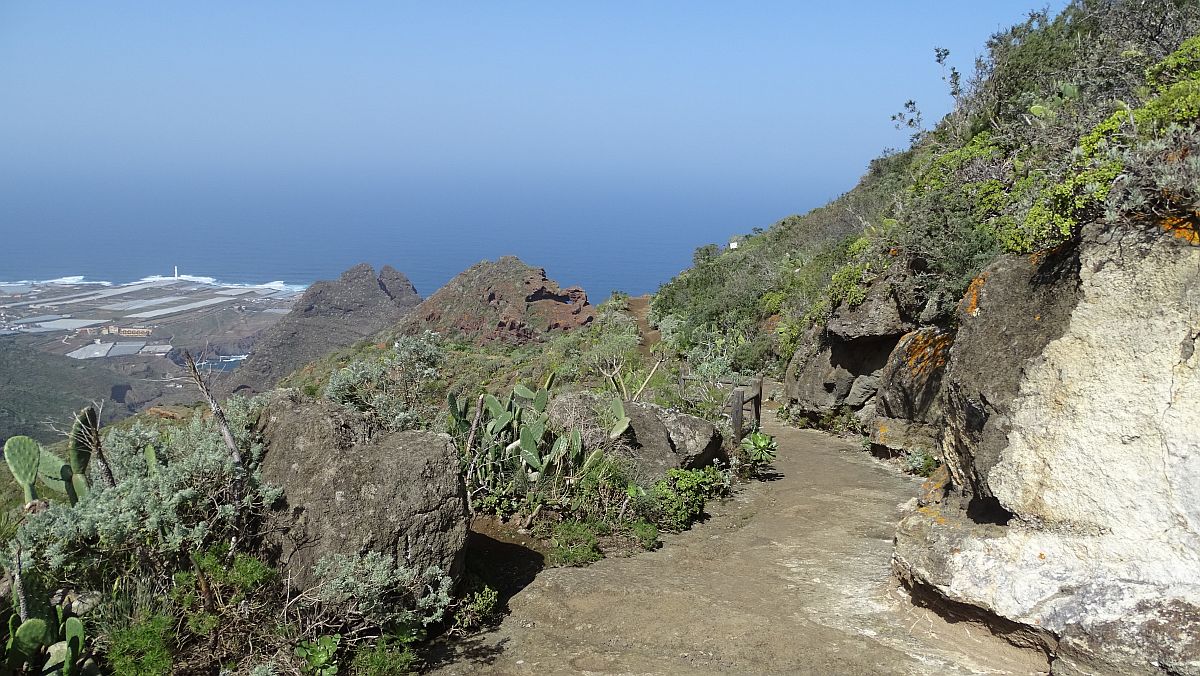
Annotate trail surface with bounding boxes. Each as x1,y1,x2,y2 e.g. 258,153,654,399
430,409,1048,675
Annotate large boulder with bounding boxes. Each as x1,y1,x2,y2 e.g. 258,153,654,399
624,402,723,476
894,221,1200,675
546,392,722,478
256,390,468,591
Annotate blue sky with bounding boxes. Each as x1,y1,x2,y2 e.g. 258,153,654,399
0,1,1065,294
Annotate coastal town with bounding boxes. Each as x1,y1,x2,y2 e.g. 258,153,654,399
0,274,300,363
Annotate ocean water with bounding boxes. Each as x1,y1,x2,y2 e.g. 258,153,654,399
0,175,832,299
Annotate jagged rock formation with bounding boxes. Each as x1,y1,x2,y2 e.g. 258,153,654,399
228,263,420,394
256,390,468,591
782,221,1199,674
397,256,593,345
784,269,919,429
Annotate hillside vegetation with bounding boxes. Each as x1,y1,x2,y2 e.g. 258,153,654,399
652,0,1200,375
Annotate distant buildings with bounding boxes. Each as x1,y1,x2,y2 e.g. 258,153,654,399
78,325,154,338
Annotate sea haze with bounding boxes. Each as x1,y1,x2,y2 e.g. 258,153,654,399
0,169,837,298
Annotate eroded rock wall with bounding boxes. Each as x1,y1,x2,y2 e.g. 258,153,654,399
895,222,1200,675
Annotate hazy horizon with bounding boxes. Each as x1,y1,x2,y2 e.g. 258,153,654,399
0,2,1063,296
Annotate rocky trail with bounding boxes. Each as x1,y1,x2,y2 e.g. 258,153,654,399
429,408,1049,675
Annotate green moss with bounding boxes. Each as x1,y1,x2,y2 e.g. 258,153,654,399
548,520,602,566
107,614,174,676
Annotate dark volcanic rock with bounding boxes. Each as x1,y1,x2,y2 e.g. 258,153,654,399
784,269,923,424
895,222,1200,675
257,390,468,591
227,263,420,394
937,245,1080,507
825,272,917,341
869,327,954,456
397,256,594,345
623,401,723,478
783,325,899,422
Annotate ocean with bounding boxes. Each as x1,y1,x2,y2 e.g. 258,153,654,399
0,176,823,300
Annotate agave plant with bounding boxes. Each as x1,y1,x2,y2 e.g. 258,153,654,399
739,431,777,469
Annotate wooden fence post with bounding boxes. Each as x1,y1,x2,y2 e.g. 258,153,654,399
732,388,744,443
753,376,763,429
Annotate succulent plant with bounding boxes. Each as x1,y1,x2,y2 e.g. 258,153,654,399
608,399,632,440
4,436,41,503
4,617,51,671
67,408,94,479
70,406,113,487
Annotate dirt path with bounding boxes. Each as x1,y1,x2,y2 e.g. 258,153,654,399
430,411,1048,675
627,295,661,357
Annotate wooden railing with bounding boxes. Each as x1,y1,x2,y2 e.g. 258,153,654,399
730,376,764,442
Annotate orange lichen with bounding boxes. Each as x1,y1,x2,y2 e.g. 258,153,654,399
959,272,989,317
903,329,954,378
1161,215,1200,245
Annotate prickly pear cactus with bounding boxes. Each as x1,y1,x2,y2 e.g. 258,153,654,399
4,436,41,503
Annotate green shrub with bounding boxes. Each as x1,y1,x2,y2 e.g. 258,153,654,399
107,614,174,676
350,637,419,675
325,331,443,432
548,520,602,566
630,519,659,550
453,583,500,632
12,402,279,582
904,449,940,477
651,467,728,532
313,551,452,629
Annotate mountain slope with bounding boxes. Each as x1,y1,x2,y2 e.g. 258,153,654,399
226,263,420,394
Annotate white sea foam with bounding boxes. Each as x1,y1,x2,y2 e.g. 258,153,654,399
0,276,114,286
1,273,306,293
134,274,306,293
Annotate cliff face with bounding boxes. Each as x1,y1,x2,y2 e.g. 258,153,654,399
228,263,420,394
785,220,1200,673
396,256,594,344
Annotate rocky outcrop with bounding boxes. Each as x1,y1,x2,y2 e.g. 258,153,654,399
228,264,421,394
256,390,468,591
546,391,722,478
894,222,1200,675
397,256,593,345
938,245,1082,512
869,328,953,457
784,270,917,425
